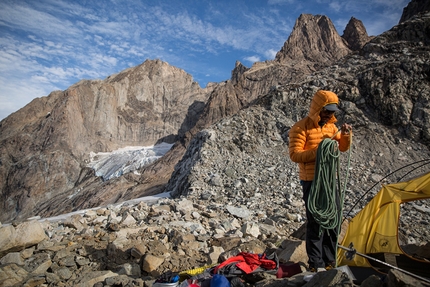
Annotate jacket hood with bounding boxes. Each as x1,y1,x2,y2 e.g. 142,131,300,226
308,90,339,126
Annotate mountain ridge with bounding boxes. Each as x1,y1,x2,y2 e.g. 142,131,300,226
1,4,428,223
0,59,210,222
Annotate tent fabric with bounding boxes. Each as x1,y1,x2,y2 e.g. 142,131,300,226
338,171,430,267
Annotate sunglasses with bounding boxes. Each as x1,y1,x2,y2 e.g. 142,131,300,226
321,108,336,114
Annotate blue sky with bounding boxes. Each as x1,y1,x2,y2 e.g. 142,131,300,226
0,0,410,120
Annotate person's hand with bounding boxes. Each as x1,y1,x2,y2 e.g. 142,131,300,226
341,123,352,134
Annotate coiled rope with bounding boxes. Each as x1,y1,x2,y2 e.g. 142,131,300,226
307,138,342,234
307,131,352,267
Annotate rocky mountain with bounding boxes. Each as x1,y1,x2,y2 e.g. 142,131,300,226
275,14,351,68
342,17,374,51
0,13,372,223
399,0,430,23
120,12,372,211
166,7,430,208
0,60,211,222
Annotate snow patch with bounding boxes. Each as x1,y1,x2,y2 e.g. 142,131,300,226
87,142,173,181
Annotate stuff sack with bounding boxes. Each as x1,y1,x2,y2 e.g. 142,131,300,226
210,274,230,287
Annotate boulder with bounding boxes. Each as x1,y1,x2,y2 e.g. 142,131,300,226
0,221,46,257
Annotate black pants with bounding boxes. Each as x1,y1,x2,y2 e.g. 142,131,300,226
301,180,338,269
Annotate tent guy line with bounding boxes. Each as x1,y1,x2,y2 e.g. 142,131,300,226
338,243,430,284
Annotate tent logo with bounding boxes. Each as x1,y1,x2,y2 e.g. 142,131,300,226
379,239,389,249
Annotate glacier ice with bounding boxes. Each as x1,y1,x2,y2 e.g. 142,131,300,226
87,142,174,181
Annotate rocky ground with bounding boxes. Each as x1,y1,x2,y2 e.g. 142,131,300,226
166,81,430,245
1,99,429,286
0,182,429,287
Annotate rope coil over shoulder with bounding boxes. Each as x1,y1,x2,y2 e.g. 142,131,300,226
307,138,342,235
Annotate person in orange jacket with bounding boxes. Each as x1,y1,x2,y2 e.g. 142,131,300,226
288,90,352,272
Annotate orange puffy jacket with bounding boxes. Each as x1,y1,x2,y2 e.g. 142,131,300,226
288,90,351,181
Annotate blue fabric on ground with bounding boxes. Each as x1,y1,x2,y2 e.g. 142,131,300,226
210,274,230,287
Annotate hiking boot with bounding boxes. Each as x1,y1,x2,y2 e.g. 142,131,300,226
325,261,336,270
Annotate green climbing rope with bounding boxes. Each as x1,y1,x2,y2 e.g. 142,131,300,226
307,132,353,268
307,138,342,234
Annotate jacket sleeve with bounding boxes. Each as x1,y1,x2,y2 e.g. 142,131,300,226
289,124,317,163
332,128,352,152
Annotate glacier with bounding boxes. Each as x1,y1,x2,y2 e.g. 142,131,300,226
87,142,174,181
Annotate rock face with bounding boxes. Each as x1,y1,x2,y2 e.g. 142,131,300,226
163,13,371,192
399,0,430,23
194,13,365,135
342,17,374,50
275,14,351,68
0,59,210,222
165,9,430,255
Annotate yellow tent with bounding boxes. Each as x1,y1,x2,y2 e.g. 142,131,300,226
338,171,430,268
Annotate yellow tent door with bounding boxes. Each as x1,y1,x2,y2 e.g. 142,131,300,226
338,171,430,267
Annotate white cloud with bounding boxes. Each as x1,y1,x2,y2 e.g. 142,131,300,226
0,3,81,38
86,21,133,38
30,75,51,84
0,0,290,120
44,67,74,80
143,5,291,58
0,77,53,120
265,49,278,59
329,1,342,12
244,56,261,63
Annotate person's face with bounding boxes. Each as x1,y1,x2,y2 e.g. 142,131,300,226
319,108,335,123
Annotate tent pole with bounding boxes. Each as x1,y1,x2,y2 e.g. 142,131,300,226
338,243,430,284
